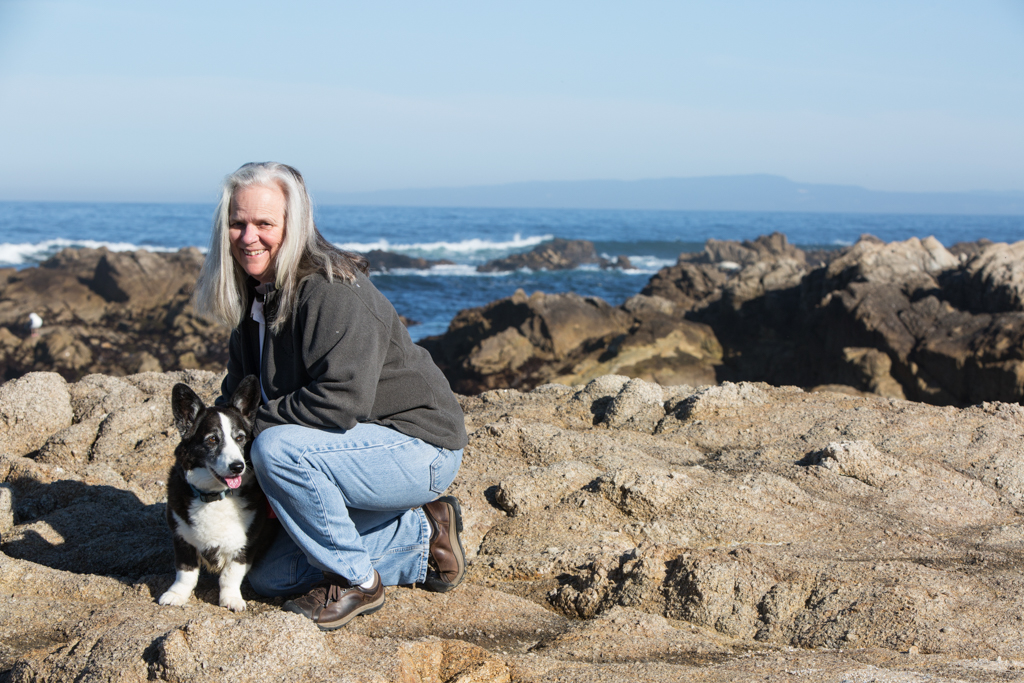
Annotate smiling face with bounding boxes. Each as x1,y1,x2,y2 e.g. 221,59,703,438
228,183,287,284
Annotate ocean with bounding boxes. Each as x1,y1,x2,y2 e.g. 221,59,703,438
1,201,1020,340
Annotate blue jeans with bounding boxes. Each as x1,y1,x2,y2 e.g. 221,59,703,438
246,422,462,597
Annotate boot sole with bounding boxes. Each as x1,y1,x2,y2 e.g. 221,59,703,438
424,495,466,593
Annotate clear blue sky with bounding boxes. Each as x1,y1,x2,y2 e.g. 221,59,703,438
0,0,1021,201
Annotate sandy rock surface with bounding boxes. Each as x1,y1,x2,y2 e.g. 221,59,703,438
3,370,1024,681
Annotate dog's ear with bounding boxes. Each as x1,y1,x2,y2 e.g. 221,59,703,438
230,375,261,423
171,383,204,438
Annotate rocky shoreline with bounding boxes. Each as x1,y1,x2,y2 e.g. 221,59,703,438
2,232,1024,680
0,247,225,381
0,238,629,384
3,234,1022,410
421,233,1024,407
3,370,1024,680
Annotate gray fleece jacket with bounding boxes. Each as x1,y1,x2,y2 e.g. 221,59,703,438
216,271,468,451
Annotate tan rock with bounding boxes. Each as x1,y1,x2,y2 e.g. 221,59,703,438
840,347,906,399
495,461,602,517
126,351,162,374
467,327,535,376
0,372,72,456
6,368,1024,678
963,240,1024,313
825,235,958,289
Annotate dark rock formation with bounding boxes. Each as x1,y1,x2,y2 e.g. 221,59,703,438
0,247,433,382
669,233,1024,405
421,289,631,393
428,231,1024,407
5,370,1024,679
362,249,454,272
477,238,630,272
91,249,203,309
7,234,1024,409
419,287,723,395
0,248,227,382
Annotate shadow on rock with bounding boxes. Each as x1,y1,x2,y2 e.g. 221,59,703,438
2,478,171,579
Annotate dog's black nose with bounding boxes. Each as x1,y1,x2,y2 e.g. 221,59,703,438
229,462,245,474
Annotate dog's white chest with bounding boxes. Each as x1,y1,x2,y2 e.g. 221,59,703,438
173,497,255,569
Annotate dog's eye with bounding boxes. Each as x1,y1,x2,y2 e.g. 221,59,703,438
205,434,218,445
234,433,245,443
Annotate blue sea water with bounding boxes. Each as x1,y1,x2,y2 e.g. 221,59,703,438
0,201,1020,340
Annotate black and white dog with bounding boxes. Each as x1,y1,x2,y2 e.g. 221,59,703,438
158,375,276,612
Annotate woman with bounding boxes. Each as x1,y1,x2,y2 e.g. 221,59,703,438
193,162,468,630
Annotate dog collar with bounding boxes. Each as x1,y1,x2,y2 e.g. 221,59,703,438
188,482,237,503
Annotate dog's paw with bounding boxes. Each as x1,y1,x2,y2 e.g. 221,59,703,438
158,590,190,607
219,593,247,612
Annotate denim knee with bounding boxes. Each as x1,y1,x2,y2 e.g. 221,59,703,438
250,426,286,476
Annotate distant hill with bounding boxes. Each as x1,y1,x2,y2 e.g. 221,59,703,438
318,174,1024,215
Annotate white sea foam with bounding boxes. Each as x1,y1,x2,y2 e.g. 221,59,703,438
0,242,53,266
0,238,183,267
377,264,525,277
382,264,482,277
372,253,673,277
0,236,183,266
603,254,675,273
335,233,554,256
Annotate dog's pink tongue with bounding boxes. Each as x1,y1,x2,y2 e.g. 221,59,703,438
225,476,242,489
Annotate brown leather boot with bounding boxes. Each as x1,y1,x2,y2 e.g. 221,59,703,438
283,570,385,631
420,495,465,592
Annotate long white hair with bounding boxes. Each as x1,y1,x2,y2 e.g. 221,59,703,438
192,162,368,332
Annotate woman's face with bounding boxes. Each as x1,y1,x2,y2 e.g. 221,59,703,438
229,184,287,284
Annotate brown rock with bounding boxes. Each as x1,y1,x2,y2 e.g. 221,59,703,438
704,232,807,267
37,328,94,373
39,246,110,280
0,372,72,457
961,240,1024,313
91,247,203,309
0,248,229,383
466,326,536,377
609,255,634,270
361,249,454,271
0,327,19,352
640,261,728,311
822,235,957,290
427,232,1024,407
837,347,906,399
422,289,633,394
0,264,107,327
125,351,162,374
477,239,613,272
